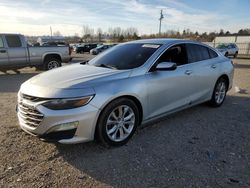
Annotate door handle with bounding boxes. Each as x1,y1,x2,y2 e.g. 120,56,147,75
185,70,192,75
0,49,6,53
211,64,217,69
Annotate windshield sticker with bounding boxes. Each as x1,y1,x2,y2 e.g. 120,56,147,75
142,44,160,49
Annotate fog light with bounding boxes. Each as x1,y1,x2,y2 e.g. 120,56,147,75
47,121,79,133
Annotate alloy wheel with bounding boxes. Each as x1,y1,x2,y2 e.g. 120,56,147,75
105,105,135,142
47,61,59,70
215,81,226,104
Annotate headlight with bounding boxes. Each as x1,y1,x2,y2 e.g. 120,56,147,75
42,96,93,110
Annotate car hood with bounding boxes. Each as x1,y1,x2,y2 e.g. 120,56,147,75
20,63,131,98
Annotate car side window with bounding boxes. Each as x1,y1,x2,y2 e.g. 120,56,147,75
0,36,4,48
157,44,188,66
5,35,22,48
186,44,210,63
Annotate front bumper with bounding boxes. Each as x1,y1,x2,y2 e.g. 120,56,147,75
17,100,100,144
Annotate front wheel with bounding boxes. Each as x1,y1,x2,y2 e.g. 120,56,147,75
209,77,228,107
96,98,140,146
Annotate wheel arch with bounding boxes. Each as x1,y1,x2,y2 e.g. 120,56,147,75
94,95,144,139
217,74,230,90
43,53,62,63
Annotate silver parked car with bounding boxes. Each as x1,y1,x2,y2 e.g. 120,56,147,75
17,39,234,146
216,43,239,58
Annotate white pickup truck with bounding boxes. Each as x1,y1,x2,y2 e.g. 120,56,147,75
0,33,72,72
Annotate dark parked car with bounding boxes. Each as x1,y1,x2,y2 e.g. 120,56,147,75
90,44,117,55
76,43,98,53
90,44,109,55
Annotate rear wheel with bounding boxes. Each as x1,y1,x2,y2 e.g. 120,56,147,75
43,58,61,70
225,52,229,57
209,77,228,107
96,98,139,146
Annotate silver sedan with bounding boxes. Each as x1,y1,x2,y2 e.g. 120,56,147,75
17,39,234,146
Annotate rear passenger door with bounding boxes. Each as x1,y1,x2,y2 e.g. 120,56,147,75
186,43,219,103
5,35,28,66
0,35,9,66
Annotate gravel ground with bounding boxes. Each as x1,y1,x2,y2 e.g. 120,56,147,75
0,55,250,188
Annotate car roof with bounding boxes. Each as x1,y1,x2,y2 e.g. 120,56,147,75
127,38,186,45
126,38,218,52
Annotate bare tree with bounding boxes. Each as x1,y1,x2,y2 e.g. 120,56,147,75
82,25,94,42
124,27,138,39
97,28,102,42
113,27,122,37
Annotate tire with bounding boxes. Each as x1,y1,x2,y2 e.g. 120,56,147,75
209,77,228,107
225,52,229,57
43,58,61,70
96,98,140,147
234,52,238,58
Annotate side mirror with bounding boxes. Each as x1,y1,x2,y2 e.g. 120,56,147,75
155,62,177,71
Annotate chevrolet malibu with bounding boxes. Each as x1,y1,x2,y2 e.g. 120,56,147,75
17,39,234,146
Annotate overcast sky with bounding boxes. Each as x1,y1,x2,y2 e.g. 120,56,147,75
0,0,249,36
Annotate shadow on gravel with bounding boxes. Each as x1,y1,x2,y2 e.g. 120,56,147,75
56,95,250,187
0,73,37,92
234,63,250,69
234,56,250,60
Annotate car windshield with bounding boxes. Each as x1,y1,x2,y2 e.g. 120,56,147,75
88,43,161,70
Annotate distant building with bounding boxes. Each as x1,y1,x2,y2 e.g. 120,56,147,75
37,36,65,45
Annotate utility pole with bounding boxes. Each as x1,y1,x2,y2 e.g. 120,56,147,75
159,9,164,35
50,26,53,40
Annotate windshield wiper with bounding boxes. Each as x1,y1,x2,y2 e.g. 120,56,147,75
95,64,117,69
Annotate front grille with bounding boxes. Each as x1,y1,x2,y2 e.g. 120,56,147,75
21,93,47,102
18,94,44,128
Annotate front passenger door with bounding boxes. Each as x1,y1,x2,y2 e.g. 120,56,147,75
5,35,28,66
0,35,9,66
146,44,197,119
